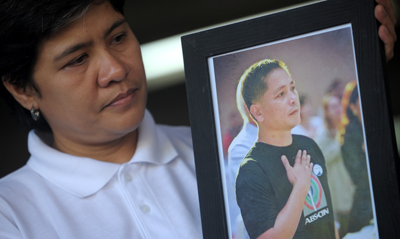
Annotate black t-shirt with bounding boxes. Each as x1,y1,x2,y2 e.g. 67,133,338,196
236,135,336,239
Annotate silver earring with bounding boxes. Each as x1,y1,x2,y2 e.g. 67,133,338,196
31,106,40,121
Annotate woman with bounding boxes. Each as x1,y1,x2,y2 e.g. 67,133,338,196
0,1,201,238
291,95,323,139
314,93,354,237
340,81,373,233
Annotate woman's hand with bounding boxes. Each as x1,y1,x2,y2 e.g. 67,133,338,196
375,0,397,62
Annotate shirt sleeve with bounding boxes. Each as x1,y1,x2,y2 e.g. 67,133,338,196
0,200,22,239
235,160,278,239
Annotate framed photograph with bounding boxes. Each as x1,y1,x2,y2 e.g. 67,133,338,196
181,0,400,238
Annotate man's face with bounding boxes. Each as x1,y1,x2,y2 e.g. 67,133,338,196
31,1,147,144
252,68,300,131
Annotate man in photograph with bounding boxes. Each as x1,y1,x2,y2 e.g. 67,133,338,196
236,59,337,239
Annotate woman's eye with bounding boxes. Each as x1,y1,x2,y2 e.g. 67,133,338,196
74,55,86,64
66,54,88,67
113,33,127,44
279,92,284,97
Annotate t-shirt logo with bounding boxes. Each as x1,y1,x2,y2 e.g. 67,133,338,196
313,164,323,176
303,174,328,217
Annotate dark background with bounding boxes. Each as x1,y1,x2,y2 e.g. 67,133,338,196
1,0,399,178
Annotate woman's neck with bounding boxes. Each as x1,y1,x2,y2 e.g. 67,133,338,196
51,130,138,164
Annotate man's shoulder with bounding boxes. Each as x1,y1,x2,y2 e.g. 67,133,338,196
247,142,274,157
241,145,270,168
240,157,258,167
237,157,266,183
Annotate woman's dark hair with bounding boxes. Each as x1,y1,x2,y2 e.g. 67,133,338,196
346,84,359,122
299,94,307,107
340,81,359,128
339,81,360,145
0,0,125,131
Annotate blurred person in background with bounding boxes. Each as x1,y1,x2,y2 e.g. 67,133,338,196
227,81,258,239
223,110,243,160
291,95,323,139
340,81,373,233
315,93,355,237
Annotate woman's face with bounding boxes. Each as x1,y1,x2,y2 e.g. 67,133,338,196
326,95,342,127
300,99,312,122
30,1,147,145
350,98,362,123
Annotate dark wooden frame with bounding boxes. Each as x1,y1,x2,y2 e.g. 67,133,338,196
181,0,400,238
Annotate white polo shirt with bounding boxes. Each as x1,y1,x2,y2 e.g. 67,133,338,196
0,110,202,239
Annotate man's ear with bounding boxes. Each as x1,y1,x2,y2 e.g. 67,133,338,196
3,80,38,111
250,103,264,122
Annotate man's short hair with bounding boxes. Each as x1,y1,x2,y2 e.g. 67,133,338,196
235,82,250,123
0,0,125,131
239,59,290,114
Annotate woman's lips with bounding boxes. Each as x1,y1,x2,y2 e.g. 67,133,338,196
106,88,137,108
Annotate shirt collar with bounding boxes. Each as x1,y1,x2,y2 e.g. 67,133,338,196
27,109,178,198
129,110,178,165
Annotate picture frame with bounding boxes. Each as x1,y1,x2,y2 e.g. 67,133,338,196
181,0,400,238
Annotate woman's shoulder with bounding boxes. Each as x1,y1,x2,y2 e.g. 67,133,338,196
0,164,40,199
157,124,193,146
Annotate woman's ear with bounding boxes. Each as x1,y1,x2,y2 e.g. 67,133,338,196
250,103,264,122
349,103,358,118
3,80,39,111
